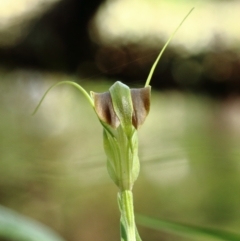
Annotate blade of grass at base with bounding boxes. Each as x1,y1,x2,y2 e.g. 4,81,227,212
136,214,240,241
0,205,66,241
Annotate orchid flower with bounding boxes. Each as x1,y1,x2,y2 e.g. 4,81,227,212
33,8,193,241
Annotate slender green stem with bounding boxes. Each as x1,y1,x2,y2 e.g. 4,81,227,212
119,190,136,241
145,7,194,87
32,81,94,115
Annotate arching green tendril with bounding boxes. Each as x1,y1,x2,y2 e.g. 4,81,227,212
144,7,194,87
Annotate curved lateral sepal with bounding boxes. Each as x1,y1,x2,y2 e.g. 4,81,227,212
144,7,194,87
32,81,94,115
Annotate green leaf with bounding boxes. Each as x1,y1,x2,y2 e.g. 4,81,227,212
136,214,240,241
0,205,66,241
102,115,139,190
103,129,119,187
129,130,140,184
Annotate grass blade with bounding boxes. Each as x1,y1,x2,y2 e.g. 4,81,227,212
136,214,240,241
0,205,66,241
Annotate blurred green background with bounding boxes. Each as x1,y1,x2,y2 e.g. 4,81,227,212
0,0,240,241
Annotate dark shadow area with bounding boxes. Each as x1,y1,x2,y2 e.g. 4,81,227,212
0,0,104,72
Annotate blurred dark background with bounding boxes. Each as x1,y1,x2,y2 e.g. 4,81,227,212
0,0,102,72
0,0,239,96
0,0,240,241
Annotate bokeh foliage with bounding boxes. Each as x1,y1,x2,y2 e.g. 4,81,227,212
0,70,240,240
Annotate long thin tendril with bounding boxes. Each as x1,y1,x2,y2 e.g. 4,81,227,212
145,7,194,87
32,81,94,115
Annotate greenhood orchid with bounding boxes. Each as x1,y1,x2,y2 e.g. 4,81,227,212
92,82,151,191
33,8,193,241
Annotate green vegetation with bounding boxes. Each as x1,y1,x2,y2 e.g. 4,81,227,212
0,205,66,241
